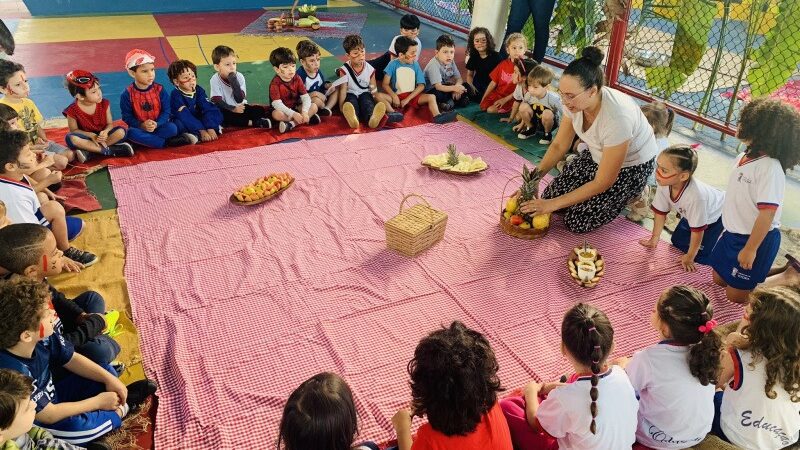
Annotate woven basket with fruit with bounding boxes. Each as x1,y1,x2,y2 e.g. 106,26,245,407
421,144,488,175
230,172,294,206
500,165,550,239
567,242,605,287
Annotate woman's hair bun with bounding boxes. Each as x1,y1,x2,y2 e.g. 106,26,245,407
581,46,604,67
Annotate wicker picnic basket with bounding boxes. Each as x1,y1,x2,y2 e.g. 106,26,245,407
385,194,448,257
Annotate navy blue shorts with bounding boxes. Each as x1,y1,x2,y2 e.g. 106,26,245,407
710,228,781,290
48,216,84,241
671,216,723,265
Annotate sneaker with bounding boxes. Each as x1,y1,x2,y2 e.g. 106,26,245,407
386,111,404,123
257,117,273,129
517,127,537,140
64,247,99,267
432,110,457,124
309,113,321,125
85,440,111,450
319,107,333,116
111,360,127,375
539,131,553,144
279,121,295,134
342,102,360,129
74,149,89,163
107,142,134,157
126,379,158,411
165,133,197,147
368,102,387,129
438,100,454,112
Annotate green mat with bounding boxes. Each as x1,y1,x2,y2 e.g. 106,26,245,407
86,168,117,210
456,103,550,164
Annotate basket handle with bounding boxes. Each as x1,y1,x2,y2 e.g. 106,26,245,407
399,193,435,226
499,171,552,213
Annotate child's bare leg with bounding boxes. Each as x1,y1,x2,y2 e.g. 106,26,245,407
105,128,127,146
541,109,555,133
487,105,499,114
517,104,533,129
41,200,70,251
374,93,394,112
418,94,440,117
307,103,319,116
712,269,727,287
67,136,103,154
37,192,48,204
325,90,339,111
309,92,326,110
272,110,293,122
31,167,52,182
52,154,69,170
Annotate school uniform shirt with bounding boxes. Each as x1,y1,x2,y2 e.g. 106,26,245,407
0,97,43,143
384,59,426,95
389,35,422,61
720,348,800,449
563,86,658,168
62,99,111,134
651,178,724,231
626,342,715,449
537,366,639,450
209,72,248,107
296,66,326,95
423,57,461,89
337,61,375,97
512,85,563,121
0,175,49,226
721,152,784,235
411,402,513,450
465,50,502,93
0,332,74,413
119,82,170,127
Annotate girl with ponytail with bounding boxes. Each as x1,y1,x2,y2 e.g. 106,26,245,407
620,285,721,449
500,303,638,449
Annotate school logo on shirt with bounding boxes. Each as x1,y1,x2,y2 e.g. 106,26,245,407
647,425,701,446
678,207,686,216
737,172,752,184
732,267,751,281
740,410,793,447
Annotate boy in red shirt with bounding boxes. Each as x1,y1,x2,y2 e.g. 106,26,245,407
268,47,320,134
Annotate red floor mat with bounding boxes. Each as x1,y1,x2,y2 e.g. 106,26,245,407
59,177,102,213
153,10,268,36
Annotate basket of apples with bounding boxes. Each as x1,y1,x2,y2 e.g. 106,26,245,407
500,165,550,239
230,172,294,206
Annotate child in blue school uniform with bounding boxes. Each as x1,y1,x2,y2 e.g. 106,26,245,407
167,59,223,143
710,98,800,304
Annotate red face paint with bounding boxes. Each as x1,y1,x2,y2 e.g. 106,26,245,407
42,254,47,272
39,323,45,339
655,169,677,184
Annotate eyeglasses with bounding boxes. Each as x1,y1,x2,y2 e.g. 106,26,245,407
558,88,591,102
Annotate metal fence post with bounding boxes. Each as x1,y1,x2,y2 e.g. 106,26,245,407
605,0,632,87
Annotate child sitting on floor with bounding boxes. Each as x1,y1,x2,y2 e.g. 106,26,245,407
368,14,421,83
480,33,528,114
710,98,800,304
390,321,513,450
501,303,638,450
278,372,379,450
0,223,121,368
63,70,133,158
0,129,96,267
0,278,158,447
168,59,223,143
337,35,389,130
268,47,321,134
424,34,469,112
639,145,725,272
209,45,272,129
381,36,456,125
513,64,562,144
465,27,502,101
0,369,82,449
617,285,720,449
120,49,195,148
713,285,800,449
296,40,336,116
0,60,78,164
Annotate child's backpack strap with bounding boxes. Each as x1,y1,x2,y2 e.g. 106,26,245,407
341,62,370,91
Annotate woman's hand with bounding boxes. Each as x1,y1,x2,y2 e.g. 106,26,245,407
519,198,556,216
639,236,659,248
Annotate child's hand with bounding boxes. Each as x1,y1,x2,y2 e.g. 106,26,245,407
44,189,66,202
206,129,219,141
105,377,128,405
400,97,410,108
97,130,108,146
391,408,413,432
292,112,305,124
35,136,47,146
541,381,565,395
233,104,246,114
141,120,156,132
523,380,543,398
680,254,697,272
391,93,401,108
94,392,120,411
42,170,62,186
512,122,526,132
639,236,659,248
492,99,505,110
301,112,310,124
738,248,756,270
62,257,84,273
455,84,467,94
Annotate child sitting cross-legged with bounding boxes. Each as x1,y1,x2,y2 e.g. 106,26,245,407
0,368,82,449
63,70,134,159
269,47,321,134
0,278,158,448
423,34,470,112
0,129,96,267
168,59,223,143
295,40,336,116
209,45,272,129
380,36,457,125
390,321,513,450
0,223,121,368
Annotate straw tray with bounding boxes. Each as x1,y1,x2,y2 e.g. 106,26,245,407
230,178,294,206
421,161,489,176
385,194,448,257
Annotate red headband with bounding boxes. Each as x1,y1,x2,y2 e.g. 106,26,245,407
66,70,99,90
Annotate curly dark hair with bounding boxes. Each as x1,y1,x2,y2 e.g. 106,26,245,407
0,278,49,349
0,369,33,429
467,27,496,60
0,223,49,275
739,285,800,402
342,35,364,54
277,372,359,450
737,97,800,171
0,129,30,174
269,47,296,68
167,59,197,83
296,40,320,61
0,59,23,88
658,285,721,385
408,321,503,436
562,303,614,434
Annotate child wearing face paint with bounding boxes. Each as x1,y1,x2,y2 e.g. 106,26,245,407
480,33,528,114
639,145,725,272
168,60,223,143
0,223,120,368
0,278,158,447
269,47,320,134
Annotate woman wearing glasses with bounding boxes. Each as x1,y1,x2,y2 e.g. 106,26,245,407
519,46,657,233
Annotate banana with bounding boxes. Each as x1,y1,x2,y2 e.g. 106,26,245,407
591,276,600,283
596,270,604,277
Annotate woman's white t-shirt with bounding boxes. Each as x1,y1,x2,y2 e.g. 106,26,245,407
563,86,658,167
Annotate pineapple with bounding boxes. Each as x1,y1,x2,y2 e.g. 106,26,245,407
518,165,541,225
445,144,459,167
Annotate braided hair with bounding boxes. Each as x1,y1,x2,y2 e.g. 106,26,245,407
562,303,614,434
662,144,699,176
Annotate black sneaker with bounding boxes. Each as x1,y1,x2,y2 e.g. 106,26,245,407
257,117,273,129
165,133,197,147
64,247,99,267
539,131,553,144
438,100,454,112
432,110,457,124
108,142,134,157
85,440,111,450
386,111,404,123
319,107,333,116
517,127,537,140
279,121,295,134
309,113,321,125
127,379,158,411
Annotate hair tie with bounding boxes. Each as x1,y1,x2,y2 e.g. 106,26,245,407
690,143,701,152
592,359,600,364
593,345,601,349
698,319,717,334
588,326,596,332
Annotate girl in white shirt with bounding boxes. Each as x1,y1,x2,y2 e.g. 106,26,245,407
501,303,638,450
713,285,800,450
621,285,721,449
